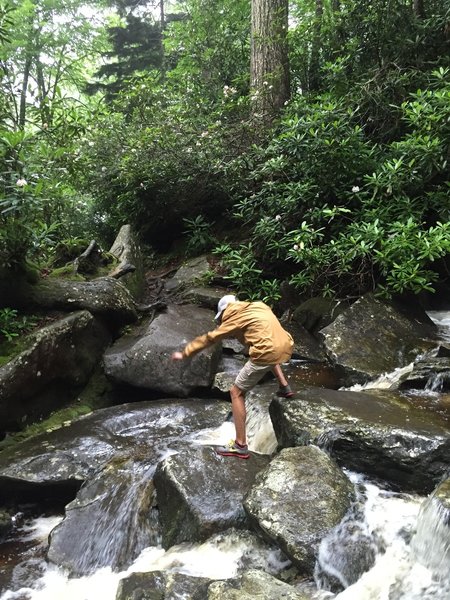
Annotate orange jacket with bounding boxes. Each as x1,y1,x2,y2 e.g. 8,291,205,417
182,301,294,365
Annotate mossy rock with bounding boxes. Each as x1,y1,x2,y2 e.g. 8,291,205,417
0,368,114,451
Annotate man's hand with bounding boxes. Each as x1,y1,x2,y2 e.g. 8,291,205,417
171,351,184,361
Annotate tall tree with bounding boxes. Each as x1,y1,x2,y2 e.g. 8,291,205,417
86,13,163,99
250,0,289,123
0,0,107,130
308,0,323,91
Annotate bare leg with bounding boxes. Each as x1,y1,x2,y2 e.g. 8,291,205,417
230,384,247,446
272,364,288,387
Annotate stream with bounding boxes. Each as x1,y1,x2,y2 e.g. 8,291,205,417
0,312,449,600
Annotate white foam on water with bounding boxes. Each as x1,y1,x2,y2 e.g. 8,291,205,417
18,516,64,543
427,311,450,342
190,395,277,455
412,495,450,580
190,420,235,446
0,530,268,600
344,362,415,391
315,476,450,600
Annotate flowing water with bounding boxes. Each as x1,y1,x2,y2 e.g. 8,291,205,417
0,312,449,600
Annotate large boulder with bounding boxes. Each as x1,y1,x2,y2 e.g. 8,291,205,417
154,446,271,549
0,399,231,575
318,293,437,385
103,304,222,396
270,387,450,493
0,400,230,502
293,297,349,334
208,569,311,600
0,310,110,434
183,285,233,310
243,446,354,574
26,277,138,327
165,256,212,294
283,320,328,363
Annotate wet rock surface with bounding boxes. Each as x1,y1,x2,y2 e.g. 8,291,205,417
0,310,110,433
270,387,450,493
154,446,271,548
399,356,450,391
0,400,230,499
315,504,383,592
47,460,157,575
1,399,231,575
319,293,437,385
244,446,354,573
0,275,449,597
116,571,211,600
103,305,222,396
208,569,311,600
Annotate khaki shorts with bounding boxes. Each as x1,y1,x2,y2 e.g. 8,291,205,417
234,360,273,392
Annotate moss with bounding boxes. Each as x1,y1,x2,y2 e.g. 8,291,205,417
0,367,114,451
47,265,86,280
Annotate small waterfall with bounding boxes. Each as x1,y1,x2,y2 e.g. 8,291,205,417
314,481,383,592
46,458,160,575
244,391,278,454
310,475,450,600
425,373,445,393
344,362,414,391
428,311,450,343
411,483,450,581
190,389,278,455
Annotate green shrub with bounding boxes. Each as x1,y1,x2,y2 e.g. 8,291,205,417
0,307,38,342
213,70,450,300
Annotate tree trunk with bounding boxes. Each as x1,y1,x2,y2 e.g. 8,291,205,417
413,0,426,19
250,0,289,124
309,0,323,91
19,49,32,130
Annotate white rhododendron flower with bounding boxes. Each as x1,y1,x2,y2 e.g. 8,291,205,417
352,185,360,192
16,178,27,187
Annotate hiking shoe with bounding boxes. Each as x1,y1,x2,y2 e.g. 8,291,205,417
276,389,295,398
216,440,250,459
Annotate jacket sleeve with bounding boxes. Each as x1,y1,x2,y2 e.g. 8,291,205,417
182,315,241,358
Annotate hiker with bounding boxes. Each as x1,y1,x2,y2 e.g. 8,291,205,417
171,295,294,459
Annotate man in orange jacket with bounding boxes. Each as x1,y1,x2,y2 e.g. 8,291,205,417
172,295,294,459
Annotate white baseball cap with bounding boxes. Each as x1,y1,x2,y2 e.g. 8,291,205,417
215,294,237,321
